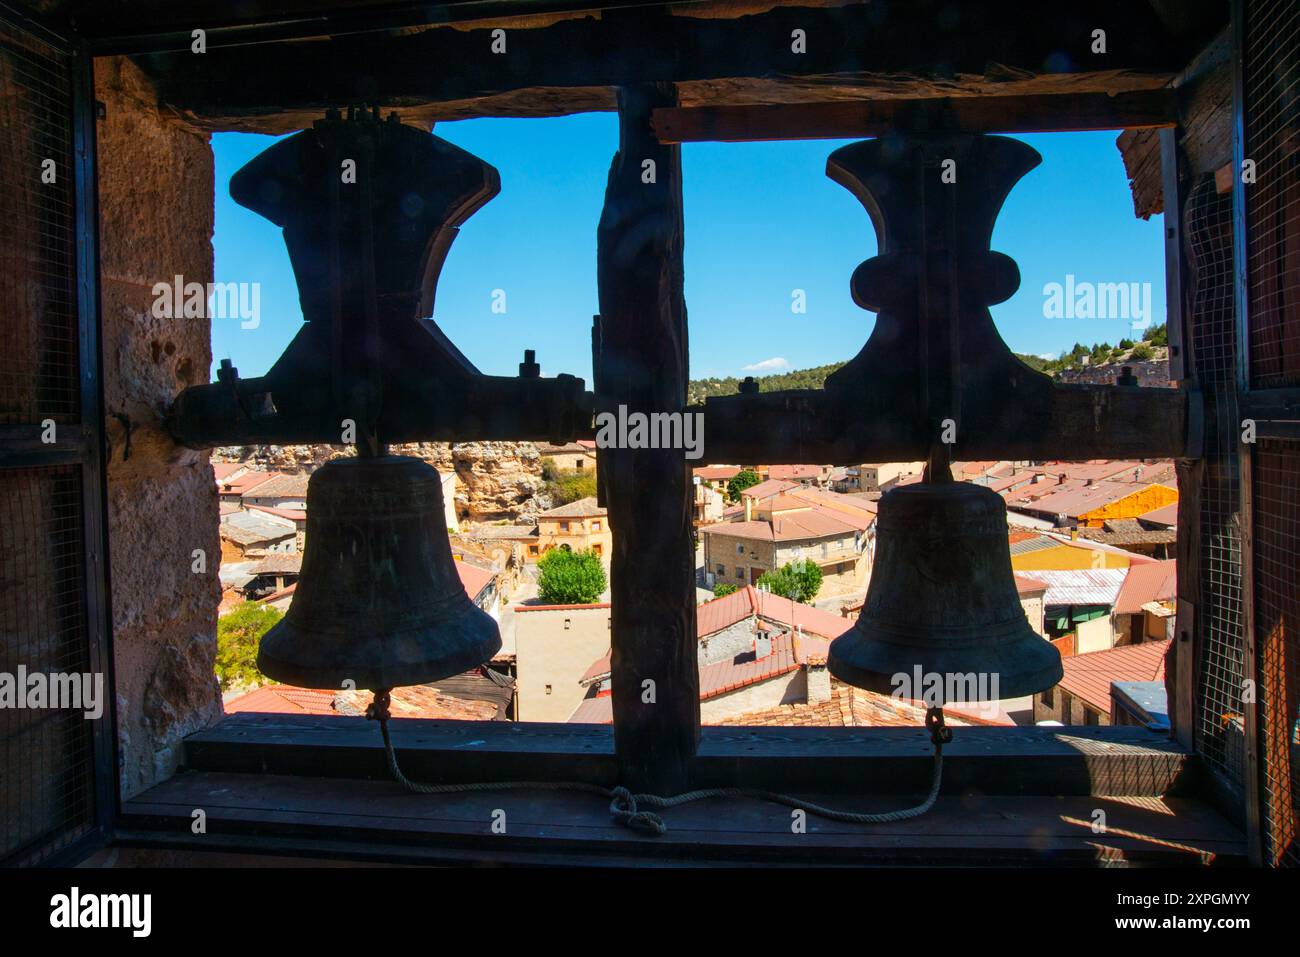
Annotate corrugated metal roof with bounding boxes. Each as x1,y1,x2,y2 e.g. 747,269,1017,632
219,509,297,545
1026,568,1128,606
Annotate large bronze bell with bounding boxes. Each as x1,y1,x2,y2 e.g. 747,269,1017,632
258,455,501,689
829,473,1062,703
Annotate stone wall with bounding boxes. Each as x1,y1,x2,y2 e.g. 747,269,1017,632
95,57,223,798
214,440,546,522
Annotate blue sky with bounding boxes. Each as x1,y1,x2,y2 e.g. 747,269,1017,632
210,117,1164,385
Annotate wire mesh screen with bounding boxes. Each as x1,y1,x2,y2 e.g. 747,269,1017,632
1185,175,1248,791
0,17,80,426
1253,440,1300,866
1243,0,1300,388
0,466,95,864
0,10,101,866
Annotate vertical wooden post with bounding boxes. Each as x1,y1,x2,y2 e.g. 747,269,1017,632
594,83,699,793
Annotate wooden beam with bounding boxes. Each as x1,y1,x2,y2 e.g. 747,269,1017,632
594,84,698,793
127,2,1194,130
652,91,1179,143
691,382,1194,464
181,713,1201,798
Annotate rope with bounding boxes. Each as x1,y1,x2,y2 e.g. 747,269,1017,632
374,703,945,836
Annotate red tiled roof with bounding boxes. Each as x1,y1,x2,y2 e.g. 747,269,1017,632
768,464,825,481
224,681,501,720
213,462,245,480
787,485,879,516
225,685,336,715
740,478,799,500
711,683,1007,728
537,496,605,518
1113,559,1177,615
698,631,801,698
693,465,742,481
259,560,496,605
694,584,854,642
1014,574,1049,596
454,560,496,602
247,503,307,522
1057,639,1170,715
242,472,310,499
220,470,279,495
1011,479,1153,519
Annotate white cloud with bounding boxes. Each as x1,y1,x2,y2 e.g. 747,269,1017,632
741,357,790,373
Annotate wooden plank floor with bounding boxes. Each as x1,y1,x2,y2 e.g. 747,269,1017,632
120,770,1247,867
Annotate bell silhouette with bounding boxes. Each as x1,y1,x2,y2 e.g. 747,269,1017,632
258,455,501,690
829,472,1062,703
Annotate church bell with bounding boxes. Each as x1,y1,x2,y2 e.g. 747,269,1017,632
257,455,502,690
828,471,1062,703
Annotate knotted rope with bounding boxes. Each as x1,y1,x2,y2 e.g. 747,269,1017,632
370,692,948,835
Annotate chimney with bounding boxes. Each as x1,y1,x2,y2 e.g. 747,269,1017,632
1057,474,1066,485
754,630,772,660
1085,478,1094,487
744,496,753,522
805,662,831,704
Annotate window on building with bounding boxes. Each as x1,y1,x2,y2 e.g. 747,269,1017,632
560,521,570,532
1042,686,1055,709
736,543,744,554
592,520,601,531
1060,691,1072,722
716,564,724,576
735,567,743,579
1084,707,1100,726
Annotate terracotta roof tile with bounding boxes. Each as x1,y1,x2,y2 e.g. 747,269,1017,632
1113,560,1177,615
1057,639,1170,714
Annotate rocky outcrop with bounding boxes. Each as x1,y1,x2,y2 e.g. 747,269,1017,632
213,441,549,521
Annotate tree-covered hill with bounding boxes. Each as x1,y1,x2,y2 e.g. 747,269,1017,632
687,325,1168,403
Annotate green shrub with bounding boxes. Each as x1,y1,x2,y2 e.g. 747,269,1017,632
544,467,597,506
1130,343,1154,361
712,583,738,598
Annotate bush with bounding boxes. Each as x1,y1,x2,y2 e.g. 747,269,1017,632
756,559,823,604
216,601,283,691
1130,343,1154,361
537,548,607,604
712,583,738,598
726,468,761,502
544,467,597,506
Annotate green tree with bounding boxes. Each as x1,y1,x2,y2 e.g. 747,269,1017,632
1130,343,1154,361
727,468,761,502
1143,323,1168,346
712,582,738,598
756,559,823,604
537,547,607,604
215,601,283,691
